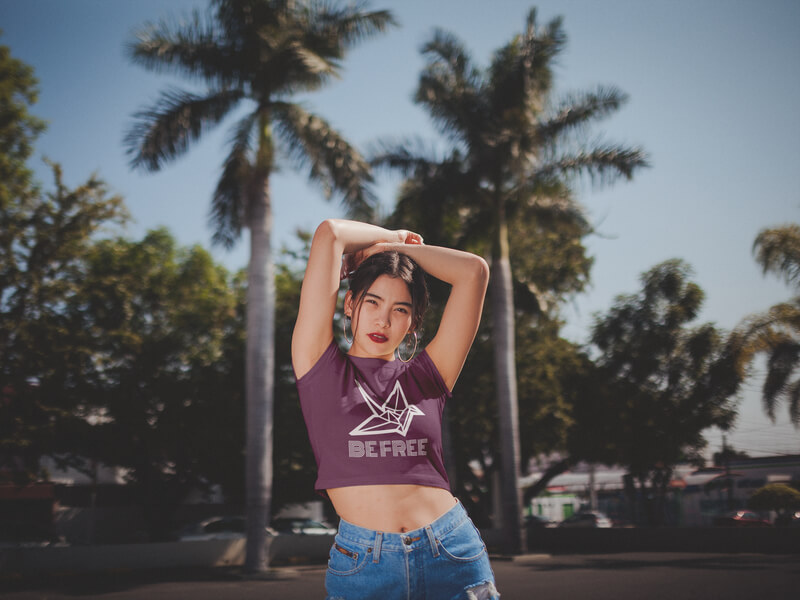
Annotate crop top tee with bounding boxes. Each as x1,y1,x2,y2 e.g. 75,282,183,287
295,339,452,496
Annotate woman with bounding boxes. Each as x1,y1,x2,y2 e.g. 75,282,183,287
292,219,499,599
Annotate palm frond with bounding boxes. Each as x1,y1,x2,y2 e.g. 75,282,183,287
738,301,800,348
210,112,258,248
289,42,339,76
416,29,485,146
489,9,566,117
537,86,628,143
536,144,649,186
420,29,474,76
272,102,376,219
368,137,441,178
310,2,397,50
787,378,800,426
127,9,238,87
125,88,244,172
763,340,800,421
249,33,337,97
753,224,800,289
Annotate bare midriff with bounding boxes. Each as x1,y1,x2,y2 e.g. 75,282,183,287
327,484,457,533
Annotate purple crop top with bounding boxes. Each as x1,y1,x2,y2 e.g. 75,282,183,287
295,340,452,496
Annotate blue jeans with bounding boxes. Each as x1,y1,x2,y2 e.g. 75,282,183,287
325,499,500,600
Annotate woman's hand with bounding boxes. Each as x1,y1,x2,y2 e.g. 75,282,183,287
397,230,424,246
340,229,423,279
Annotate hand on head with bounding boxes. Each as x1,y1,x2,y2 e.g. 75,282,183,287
340,229,423,279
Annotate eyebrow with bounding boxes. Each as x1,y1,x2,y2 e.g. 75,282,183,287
364,292,412,308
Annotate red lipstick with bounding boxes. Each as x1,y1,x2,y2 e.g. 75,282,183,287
368,333,388,343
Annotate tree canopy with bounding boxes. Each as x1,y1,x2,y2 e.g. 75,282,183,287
729,224,800,425
0,39,46,209
125,0,395,569
748,483,800,520
585,259,740,524
378,7,647,553
0,40,131,487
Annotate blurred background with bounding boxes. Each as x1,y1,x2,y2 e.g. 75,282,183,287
1,0,798,561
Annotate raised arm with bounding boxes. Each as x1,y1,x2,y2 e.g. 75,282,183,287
291,219,421,379
360,241,490,391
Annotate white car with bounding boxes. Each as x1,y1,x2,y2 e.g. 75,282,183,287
270,518,337,535
179,516,276,541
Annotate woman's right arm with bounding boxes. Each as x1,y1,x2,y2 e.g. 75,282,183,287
291,219,419,379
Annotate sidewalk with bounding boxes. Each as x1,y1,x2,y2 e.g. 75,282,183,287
3,554,544,598
3,552,799,599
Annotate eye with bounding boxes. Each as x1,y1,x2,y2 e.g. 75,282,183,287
395,306,409,314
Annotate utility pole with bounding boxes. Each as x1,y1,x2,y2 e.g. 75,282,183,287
589,464,598,512
722,435,734,510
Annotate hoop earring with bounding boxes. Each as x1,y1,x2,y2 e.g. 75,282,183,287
396,331,418,363
342,315,353,345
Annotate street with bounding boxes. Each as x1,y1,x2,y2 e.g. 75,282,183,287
3,553,798,599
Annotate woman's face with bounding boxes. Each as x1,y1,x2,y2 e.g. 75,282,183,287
346,274,414,361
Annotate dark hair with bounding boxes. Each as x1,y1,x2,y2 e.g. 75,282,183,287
348,251,429,331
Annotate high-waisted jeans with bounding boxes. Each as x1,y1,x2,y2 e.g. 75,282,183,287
325,499,500,600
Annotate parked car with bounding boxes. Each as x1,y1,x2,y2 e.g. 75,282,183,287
790,511,800,528
712,510,771,527
179,516,276,541
558,511,613,528
270,518,337,535
525,514,557,530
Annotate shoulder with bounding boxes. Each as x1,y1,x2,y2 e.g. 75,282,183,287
294,339,343,386
407,349,452,399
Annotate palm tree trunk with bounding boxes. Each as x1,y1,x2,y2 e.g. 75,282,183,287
244,172,275,573
490,201,526,554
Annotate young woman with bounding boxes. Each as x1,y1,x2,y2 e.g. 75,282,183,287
292,219,499,600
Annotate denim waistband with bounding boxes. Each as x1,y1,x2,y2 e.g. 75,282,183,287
335,498,468,556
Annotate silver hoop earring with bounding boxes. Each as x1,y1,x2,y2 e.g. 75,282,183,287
396,331,418,363
342,315,353,345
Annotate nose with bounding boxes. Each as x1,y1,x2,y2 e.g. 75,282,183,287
375,308,391,328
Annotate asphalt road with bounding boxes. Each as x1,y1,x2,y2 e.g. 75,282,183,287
3,553,798,599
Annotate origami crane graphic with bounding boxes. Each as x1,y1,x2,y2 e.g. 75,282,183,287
349,380,425,437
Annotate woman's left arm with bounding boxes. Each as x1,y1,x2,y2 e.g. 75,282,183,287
366,242,489,390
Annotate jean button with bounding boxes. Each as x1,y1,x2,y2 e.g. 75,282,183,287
403,536,412,545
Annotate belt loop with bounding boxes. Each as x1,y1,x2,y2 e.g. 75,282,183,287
373,531,383,563
425,525,439,557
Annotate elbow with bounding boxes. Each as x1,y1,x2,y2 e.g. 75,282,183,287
458,254,489,294
313,219,344,248
473,255,490,287
315,219,337,240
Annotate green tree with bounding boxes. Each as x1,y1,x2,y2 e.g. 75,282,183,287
272,232,319,509
124,0,395,571
0,160,127,482
588,260,739,525
729,225,800,426
385,183,595,525
748,483,800,525
76,229,242,539
0,38,46,210
375,8,647,552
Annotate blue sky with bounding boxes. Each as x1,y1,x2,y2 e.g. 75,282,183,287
2,0,799,459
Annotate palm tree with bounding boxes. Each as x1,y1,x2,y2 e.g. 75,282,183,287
124,0,395,572
373,9,647,553
731,225,800,426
